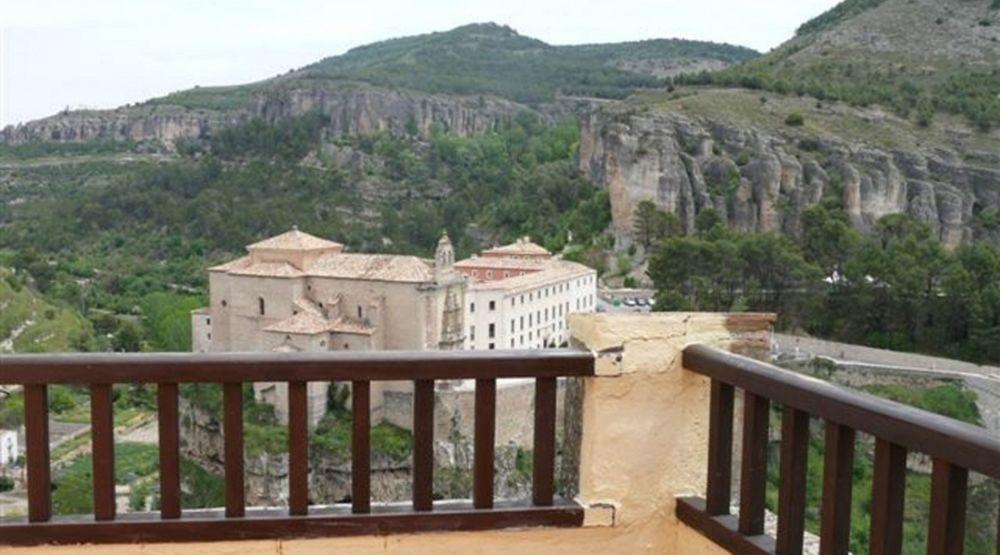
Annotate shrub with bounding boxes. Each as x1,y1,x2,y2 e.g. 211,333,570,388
785,113,806,126
48,387,78,413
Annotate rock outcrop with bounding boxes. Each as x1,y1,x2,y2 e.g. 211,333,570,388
579,108,999,247
0,81,540,148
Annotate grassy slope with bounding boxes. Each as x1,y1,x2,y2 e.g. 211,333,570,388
0,268,92,353
625,87,1000,167
687,0,1000,128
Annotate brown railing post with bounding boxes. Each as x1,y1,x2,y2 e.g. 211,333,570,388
412,379,434,511
223,382,245,518
926,458,968,555
819,423,855,555
352,380,371,514
474,378,496,509
776,406,809,555
739,391,770,536
705,380,734,515
90,383,116,521
157,382,181,519
288,381,309,516
869,439,906,555
532,376,557,507
24,384,51,523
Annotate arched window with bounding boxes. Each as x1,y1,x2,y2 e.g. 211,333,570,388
258,297,265,316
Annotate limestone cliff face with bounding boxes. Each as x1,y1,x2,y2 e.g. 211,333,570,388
249,81,537,137
0,82,537,147
0,106,238,145
580,109,999,247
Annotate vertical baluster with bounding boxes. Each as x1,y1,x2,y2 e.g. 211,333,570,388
739,392,770,535
223,382,245,518
352,380,371,514
532,377,557,507
819,423,855,555
90,383,116,520
926,459,968,555
24,384,51,523
157,382,181,519
474,378,496,509
412,379,434,511
776,406,810,555
869,439,906,555
288,381,309,516
705,380,734,515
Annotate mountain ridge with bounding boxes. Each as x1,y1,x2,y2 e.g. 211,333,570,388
0,22,757,145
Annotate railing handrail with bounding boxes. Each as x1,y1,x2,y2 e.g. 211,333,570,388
0,348,593,545
0,348,595,384
683,343,1000,479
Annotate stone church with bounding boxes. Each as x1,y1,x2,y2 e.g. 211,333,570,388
191,228,465,423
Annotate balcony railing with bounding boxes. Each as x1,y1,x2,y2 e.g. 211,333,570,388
0,349,594,546
677,344,1000,555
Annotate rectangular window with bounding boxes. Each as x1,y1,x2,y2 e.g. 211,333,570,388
470,302,475,313
489,343,495,350
510,320,515,333
488,323,495,338
511,339,515,348
470,325,475,341
489,300,496,311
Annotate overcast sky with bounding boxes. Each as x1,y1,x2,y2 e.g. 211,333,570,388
0,0,841,127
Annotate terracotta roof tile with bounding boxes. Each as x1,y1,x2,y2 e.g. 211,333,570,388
309,253,435,283
471,260,594,294
482,237,551,257
247,229,343,251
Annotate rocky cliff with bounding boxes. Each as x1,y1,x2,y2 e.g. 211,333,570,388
0,82,539,147
179,396,539,507
0,81,540,148
579,92,1000,247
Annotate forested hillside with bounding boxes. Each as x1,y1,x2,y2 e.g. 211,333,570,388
0,114,608,352
157,23,758,109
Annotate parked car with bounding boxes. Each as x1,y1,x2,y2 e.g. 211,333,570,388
623,298,637,307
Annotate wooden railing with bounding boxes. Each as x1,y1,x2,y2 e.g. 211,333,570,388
0,349,593,546
677,344,1000,555
677,345,1000,555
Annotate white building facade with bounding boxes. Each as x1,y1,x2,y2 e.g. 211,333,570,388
456,238,597,350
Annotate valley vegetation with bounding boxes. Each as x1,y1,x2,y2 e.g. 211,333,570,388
0,113,609,354
646,203,1000,364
